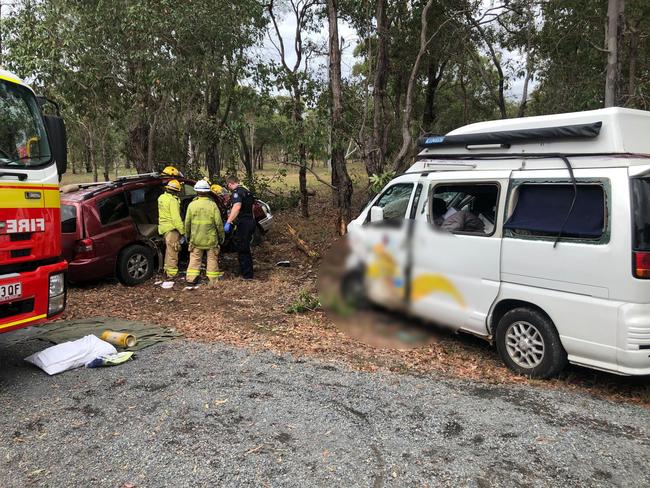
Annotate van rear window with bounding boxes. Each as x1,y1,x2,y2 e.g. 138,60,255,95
505,184,605,239
631,178,650,250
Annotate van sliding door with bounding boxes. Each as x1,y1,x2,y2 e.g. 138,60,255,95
408,171,510,336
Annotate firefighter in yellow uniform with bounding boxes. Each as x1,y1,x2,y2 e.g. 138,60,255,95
158,179,184,278
184,180,225,284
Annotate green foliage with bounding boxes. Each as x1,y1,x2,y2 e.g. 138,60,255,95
244,171,301,211
286,290,321,314
369,171,395,194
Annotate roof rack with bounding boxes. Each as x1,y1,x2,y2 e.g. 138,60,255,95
78,173,165,200
417,122,602,149
114,172,159,181
416,108,650,158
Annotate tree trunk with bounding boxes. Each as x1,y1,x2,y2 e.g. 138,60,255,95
292,82,309,218
369,0,389,176
605,0,624,107
205,82,221,179
102,137,110,182
88,130,98,183
422,58,446,132
394,0,436,174
328,0,353,234
627,21,639,106
238,125,253,181
467,14,507,118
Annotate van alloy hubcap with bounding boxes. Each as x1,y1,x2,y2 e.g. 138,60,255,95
127,254,148,279
505,321,545,368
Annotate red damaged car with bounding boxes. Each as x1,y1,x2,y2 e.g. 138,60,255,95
60,174,273,285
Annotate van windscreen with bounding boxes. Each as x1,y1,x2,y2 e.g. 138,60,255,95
631,178,650,250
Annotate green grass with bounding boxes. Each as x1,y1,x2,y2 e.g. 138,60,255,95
62,161,369,194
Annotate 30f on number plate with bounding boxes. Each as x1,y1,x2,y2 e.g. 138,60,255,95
0,282,21,302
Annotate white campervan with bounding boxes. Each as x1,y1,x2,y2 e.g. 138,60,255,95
346,107,650,378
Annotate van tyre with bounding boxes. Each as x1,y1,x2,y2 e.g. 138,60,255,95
117,245,154,286
341,268,368,309
495,307,567,379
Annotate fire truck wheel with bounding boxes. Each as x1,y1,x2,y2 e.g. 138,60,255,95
117,244,155,286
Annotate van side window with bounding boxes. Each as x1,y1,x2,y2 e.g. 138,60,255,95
505,184,605,239
97,193,129,226
431,183,499,235
367,183,414,222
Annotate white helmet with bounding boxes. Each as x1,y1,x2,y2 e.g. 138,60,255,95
194,180,211,193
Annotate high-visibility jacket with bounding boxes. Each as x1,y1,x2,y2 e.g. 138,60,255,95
158,191,184,235
185,196,224,249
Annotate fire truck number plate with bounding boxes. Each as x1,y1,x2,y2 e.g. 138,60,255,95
0,282,21,302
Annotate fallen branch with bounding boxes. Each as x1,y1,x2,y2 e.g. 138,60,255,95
281,161,337,190
287,224,318,258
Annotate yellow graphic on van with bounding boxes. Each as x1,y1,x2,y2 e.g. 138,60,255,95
411,274,466,308
365,242,465,307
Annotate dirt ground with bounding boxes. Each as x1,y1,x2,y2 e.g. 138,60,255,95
62,193,650,408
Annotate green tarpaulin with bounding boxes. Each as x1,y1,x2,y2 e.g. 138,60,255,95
28,317,181,351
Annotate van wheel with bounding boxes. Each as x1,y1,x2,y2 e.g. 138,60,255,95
495,308,567,379
117,245,154,286
341,268,367,309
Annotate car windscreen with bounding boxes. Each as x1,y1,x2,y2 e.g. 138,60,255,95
631,178,650,250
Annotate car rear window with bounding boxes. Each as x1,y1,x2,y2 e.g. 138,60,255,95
631,178,650,250
61,204,77,233
97,193,129,225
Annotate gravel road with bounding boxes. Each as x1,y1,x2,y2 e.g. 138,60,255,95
1,333,648,488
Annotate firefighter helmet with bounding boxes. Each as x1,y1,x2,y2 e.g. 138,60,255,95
194,180,211,193
210,184,227,196
165,179,182,192
161,165,183,177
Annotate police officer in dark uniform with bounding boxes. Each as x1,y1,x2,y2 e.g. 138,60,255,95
224,175,255,279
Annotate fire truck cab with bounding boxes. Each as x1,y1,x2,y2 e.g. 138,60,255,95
0,69,68,333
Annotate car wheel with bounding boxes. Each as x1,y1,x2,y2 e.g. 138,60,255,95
250,226,263,247
341,268,368,309
495,307,567,379
117,245,154,286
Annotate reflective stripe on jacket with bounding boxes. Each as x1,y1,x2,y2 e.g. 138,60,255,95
158,192,184,235
185,196,224,249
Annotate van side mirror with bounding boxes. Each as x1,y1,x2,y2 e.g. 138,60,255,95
43,115,68,176
370,206,384,222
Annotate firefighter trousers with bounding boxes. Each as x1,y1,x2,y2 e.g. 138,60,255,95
186,245,220,283
163,230,181,277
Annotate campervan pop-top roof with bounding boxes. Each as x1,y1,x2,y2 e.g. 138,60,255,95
416,107,650,158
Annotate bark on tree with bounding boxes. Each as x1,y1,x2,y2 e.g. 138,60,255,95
369,0,389,177
394,0,455,173
422,58,446,132
467,13,507,119
267,0,316,218
327,0,353,235
605,0,624,107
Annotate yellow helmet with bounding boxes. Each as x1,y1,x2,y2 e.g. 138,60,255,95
161,165,183,177
165,179,181,192
210,184,227,195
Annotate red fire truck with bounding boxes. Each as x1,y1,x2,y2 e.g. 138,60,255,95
0,69,67,333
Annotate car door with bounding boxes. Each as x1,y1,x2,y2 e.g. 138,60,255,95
360,181,421,311
408,171,510,336
88,192,138,275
